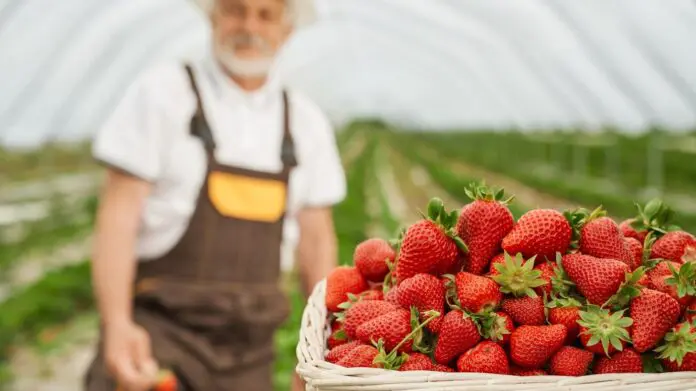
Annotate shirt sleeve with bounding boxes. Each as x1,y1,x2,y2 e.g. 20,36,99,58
92,66,175,182
301,108,347,208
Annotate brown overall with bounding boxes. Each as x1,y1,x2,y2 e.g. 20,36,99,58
84,65,296,391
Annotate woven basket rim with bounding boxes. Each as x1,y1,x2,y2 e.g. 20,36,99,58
296,278,696,391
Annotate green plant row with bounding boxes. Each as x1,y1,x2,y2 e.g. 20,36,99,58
412,130,696,196
0,141,95,183
0,195,97,272
395,133,696,233
388,134,528,220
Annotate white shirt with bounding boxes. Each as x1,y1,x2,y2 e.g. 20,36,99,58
92,54,347,269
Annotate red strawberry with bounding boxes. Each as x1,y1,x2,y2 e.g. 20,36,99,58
501,296,546,326
624,237,643,271
501,209,572,262
400,353,453,372
340,300,400,339
619,218,647,243
451,272,502,314
456,341,510,374
547,297,582,345
510,367,547,376
562,253,629,305
655,322,696,372
356,307,436,354
491,252,546,298
593,348,643,374
576,306,632,356
650,272,693,309
326,340,362,363
651,231,696,264
335,345,380,368
395,198,466,283
357,289,383,301
578,208,633,267
483,311,515,346
487,253,506,276
433,310,481,365
327,320,349,349
325,266,368,312
397,273,445,333
384,287,399,305
549,346,593,376
456,183,515,275
533,261,556,296
630,288,681,352
685,301,696,323
354,238,395,282
510,324,567,369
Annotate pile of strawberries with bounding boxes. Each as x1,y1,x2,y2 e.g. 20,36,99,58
323,182,696,376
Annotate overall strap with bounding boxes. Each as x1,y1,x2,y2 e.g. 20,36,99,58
280,90,298,169
184,64,216,154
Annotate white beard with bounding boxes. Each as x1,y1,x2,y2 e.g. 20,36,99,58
215,47,274,78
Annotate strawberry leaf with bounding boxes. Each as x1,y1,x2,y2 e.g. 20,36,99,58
654,322,696,367
665,261,696,298
641,353,665,373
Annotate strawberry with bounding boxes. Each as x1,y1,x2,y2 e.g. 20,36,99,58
650,269,694,309
325,266,368,312
384,287,399,305
433,310,481,365
534,255,575,298
576,306,632,356
651,231,696,264
547,297,582,345
577,207,633,267
549,346,593,376
481,311,515,346
354,238,395,282
510,324,567,369
395,198,467,283
501,296,546,326
510,367,547,376
327,320,349,349
491,252,546,298
357,289,383,301
449,272,502,314
400,353,453,372
630,288,681,352
456,182,515,275
685,301,696,324
335,344,380,368
655,321,696,372
487,253,506,277
619,218,647,243
533,261,556,296
562,253,629,305
593,348,643,374
501,208,572,262
397,273,445,333
456,341,510,374
356,307,438,354
153,370,177,391
624,237,643,271
338,300,400,339
326,341,362,363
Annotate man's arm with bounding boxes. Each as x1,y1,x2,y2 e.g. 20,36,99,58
92,168,151,326
296,206,338,297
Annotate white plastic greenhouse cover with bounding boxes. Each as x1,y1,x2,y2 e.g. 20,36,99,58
1,0,696,148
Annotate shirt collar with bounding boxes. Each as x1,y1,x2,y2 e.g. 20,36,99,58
202,48,283,108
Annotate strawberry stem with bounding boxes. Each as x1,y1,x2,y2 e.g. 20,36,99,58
389,309,441,355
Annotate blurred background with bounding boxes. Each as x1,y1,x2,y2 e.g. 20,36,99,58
1,0,696,390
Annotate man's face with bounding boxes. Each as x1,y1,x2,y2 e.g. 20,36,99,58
210,0,292,78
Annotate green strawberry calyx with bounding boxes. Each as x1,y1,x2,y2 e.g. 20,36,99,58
421,197,468,253
603,266,647,311
550,252,576,297
631,198,676,237
665,261,696,298
442,274,463,310
654,321,696,367
577,305,633,357
563,207,593,250
463,181,515,205
491,252,545,298
477,311,511,344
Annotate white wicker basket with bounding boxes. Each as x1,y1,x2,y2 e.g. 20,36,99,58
296,279,696,391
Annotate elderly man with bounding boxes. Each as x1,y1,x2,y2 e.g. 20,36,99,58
82,0,345,390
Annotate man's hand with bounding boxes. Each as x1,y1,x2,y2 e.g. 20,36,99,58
296,206,338,297
105,320,159,391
